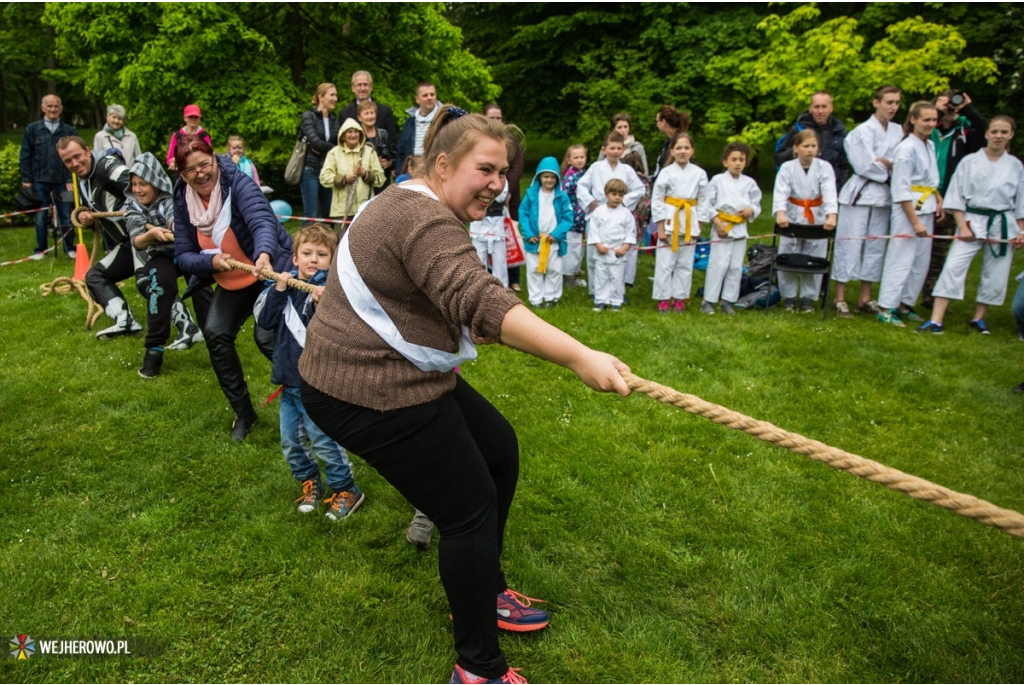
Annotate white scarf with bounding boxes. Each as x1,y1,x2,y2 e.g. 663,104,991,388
335,184,477,373
185,178,232,252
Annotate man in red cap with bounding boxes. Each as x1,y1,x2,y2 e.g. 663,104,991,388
166,104,212,171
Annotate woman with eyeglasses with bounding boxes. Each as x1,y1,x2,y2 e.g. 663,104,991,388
172,133,294,441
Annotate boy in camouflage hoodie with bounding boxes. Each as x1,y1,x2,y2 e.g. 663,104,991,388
124,152,206,378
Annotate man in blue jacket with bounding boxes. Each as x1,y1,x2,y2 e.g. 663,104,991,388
19,94,78,259
774,91,849,185
395,82,443,179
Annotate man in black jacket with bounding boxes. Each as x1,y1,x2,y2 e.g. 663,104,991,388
774,91,849,185
19,94,78,259
57,136,141,340
337,71,396,144
920,90,989,308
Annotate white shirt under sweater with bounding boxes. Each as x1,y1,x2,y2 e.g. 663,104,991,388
772,158,839,225
576,159,646,214
838,115,904,207
890,134,940,215
944,150,1024,239
586,203,637,263
703,172,762,238
651,162,708,237
413,105,440,156
538,189,556,235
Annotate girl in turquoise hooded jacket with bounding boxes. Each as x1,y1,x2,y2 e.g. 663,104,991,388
519,156,574,307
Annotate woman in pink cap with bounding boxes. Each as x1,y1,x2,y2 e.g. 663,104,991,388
166,104,213,171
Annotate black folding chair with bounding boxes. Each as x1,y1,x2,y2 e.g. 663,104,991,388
766,223,836,321
49,189,75,258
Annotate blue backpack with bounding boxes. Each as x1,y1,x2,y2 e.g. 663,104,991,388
774,121,804,171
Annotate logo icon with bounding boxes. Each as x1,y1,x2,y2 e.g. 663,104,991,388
10,634,34,659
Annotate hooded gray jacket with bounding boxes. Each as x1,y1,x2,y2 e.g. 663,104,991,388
124,152,175,257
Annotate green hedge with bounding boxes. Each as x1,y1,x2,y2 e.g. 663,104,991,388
0,143,23,215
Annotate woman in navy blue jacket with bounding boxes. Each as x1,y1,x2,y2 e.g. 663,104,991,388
173,133,293,441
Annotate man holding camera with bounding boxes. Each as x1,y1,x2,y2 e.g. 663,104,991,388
920,90,989,308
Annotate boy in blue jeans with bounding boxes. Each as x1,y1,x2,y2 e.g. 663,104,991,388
254,223,364,519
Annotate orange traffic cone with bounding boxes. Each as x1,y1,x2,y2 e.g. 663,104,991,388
73,227,90,281
70,172,89,281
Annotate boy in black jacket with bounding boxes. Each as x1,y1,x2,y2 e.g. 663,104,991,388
254,224,364,520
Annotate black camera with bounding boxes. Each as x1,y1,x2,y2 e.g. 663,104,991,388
949,91,966,107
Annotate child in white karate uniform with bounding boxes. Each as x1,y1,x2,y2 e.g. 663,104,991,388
772,129,839,313
877,101,942,326
519,156,574,308
651,131,707,313
560,145,589,286
701,142,762,315
833,85,904,317
918,115,1024,335
587,179,636,310
577,131,646,297
468,179,510,287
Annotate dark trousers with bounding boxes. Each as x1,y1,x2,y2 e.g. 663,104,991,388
33,181,73,254
301,375,518,679
201,282,274,411
508,265,521,286
85,242,144,310
139,253,212,350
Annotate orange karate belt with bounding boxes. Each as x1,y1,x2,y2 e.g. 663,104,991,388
787,196,823,224
664,196,698,252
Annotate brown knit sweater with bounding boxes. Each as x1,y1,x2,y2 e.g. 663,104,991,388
299,184,523,411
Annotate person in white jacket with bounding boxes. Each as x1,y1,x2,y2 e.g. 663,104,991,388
587,179,636,310
876,101,942,326
577,131,645,297
918,115,1024,335
651,131,707,312
772,130,838,313
701,142,762,315
832,86,903,317
468,180,510,287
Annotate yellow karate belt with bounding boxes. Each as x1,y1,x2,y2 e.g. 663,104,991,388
787,196,823,224
912,185,938,211
717,211,745,236
537,235,553,274
665,196,698,252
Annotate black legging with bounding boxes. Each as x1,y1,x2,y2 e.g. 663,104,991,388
140,253,212,349
301,375,518,679
201,281,274,412
85,242,144,310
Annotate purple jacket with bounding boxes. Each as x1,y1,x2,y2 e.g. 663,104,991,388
173,155,293,278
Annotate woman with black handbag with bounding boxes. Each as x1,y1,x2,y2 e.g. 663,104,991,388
297,83,339,222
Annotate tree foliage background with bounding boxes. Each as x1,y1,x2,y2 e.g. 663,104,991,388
0,2,1021,197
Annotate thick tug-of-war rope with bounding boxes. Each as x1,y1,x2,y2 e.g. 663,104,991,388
621,371,1024,540
225,259,317,293
39,276,103,328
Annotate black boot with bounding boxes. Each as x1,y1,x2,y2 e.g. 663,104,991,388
138,348,163,379
229,396,258,442
1013,381,1024,395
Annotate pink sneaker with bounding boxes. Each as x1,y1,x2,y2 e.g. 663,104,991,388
656,300,670,313
673,299,686,312
496,588,548,632
450,665,527,684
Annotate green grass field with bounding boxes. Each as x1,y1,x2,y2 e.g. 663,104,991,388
2,216,1023,682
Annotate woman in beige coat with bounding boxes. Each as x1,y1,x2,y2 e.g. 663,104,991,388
318,117,385,220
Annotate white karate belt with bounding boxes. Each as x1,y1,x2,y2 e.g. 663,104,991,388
336,184,477,373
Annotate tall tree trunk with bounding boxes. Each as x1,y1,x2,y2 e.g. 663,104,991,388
288,6,305,87
45,26,57,94
0,69,8,132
